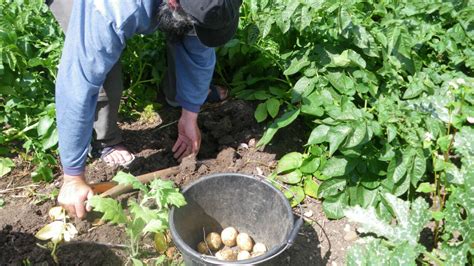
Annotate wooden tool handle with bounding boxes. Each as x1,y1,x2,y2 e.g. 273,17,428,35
98,166,180,198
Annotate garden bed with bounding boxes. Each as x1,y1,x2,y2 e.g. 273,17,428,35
0,100,356,265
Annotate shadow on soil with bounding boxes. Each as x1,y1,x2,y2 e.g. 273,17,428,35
0,225,123,265
272,222,331,266
118,100,306,177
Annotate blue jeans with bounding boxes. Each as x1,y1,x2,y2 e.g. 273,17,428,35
56,0,216,175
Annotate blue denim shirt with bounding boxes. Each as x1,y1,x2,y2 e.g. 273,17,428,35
56,0,215,175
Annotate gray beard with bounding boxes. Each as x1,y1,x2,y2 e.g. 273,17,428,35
157,3,195,42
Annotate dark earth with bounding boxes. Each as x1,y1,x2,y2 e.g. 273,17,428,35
0,100,358,265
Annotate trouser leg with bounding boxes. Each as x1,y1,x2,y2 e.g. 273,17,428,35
49,0,124,149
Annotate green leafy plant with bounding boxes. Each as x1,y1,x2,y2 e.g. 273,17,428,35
89,172,186,265
0,157,15,177
218,0,474,263
0,0,63,181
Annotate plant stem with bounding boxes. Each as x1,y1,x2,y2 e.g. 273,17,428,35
423,251,445,266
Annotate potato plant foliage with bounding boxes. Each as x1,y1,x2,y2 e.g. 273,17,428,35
0,0,63,181
215,0,474,264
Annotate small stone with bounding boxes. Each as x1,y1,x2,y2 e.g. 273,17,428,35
248,138,256,147
344,231,358,241
238,143,249,150
307,238,311,243
303,210,313,218
197,164,208,175
309,256,313,260
344,224,351,232
256,167,263,176
286,256,291,263
332,262,337,266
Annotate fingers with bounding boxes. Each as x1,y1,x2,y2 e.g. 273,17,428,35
75,200,86,219
172,137,183,153
173,139,188,160
64,204,76,218
85,189,94,212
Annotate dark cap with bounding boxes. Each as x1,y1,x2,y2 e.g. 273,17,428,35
179,0,242,47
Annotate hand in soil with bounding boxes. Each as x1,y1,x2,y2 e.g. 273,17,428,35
58,175,93,219
172,109,201,161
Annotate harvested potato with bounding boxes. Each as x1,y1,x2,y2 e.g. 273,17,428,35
215,247,237,261
206,232,222,251
251,251,265,258
236,233,253,251
253,242,267,253
237,250,251,260
197,241,209,254
221,227,238,247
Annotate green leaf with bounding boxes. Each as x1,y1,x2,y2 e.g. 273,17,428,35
257,109,300,147
278,169,303,184
143,219,167,233
0,157,15,178
31,165,53,182
266,98,280,118
355,186,378,208
416,182,434,193
291,76,314,102
300,157,320,174
307,125,330,145
254,102,268,122
321,156,354,177
343,121,368,148
301,92,324,117
277,152,303,173
318,177,347,198
387,152,409,184
437,135,452,153
89,196,127,224
37,116,54,136
41,127,58,151
345,193,430,245
328,125,352,155
347,239,390,266
131,258,145,266
284,185,305,207
408,149,426,186
284,56,310,76
0,198,5,208
323,192,348,219
387,124,397,143
326,72,355,96
129,201,158,223
304,176,319,198
163,189,187,207
431,211,444,221
113,171,148,192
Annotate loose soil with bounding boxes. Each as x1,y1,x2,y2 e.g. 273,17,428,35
0,100,358,265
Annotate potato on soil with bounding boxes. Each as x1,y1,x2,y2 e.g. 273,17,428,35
197,241,209,254
237,250,251,260
252,242,267,253
221,227,238,247
236,233,253,251
215,247,237,261
205,232,222,251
